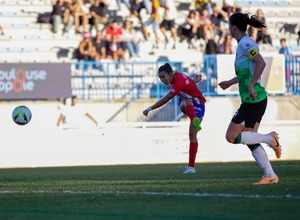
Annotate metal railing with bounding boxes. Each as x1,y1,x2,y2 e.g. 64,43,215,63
285,55,300,94
71,56,300,122
188,54,300,96
71,60,184,101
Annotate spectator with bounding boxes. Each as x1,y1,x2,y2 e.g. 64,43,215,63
194,0,212,15
210,3,228,43
222,0,238,17
201,7,219,55
105,20,125,44
116,0,131,11
92,30,107,60
131,0,151,14
89,0,110,33
298,30,300,45
123,20,141,58
248,9,272,45
51,0,73,35
144,0,161,49
71,0,89,34
160,0,178,49
107,35,125,61
180,10,204,49
77,32,97,60
129,0,149,41
218,33,233,54
205,39,219,54
199,8,214,41
279,38,292,86
279,38,292,56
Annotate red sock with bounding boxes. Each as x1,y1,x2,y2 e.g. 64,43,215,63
185,104,197,120
189,142,198,167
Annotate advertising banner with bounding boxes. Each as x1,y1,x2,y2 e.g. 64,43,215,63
217,54,286,94
0,63,72,100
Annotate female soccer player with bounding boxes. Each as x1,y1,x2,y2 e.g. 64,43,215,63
218,12,282,185
143,63,206,174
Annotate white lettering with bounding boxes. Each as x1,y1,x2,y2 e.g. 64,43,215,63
0,81,35,93
0,81,13,93
0,67,47,93
23,81,34,91
0,69,15,80
26,70,47,80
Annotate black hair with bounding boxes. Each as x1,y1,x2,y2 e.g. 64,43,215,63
229,12,266,32
158,63,173,74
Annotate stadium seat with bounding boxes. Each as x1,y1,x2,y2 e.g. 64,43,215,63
290,10,300,17
277,0,290,5
0,47,8,52
0,11,15,16
290,0,300,5
249,0,265,5
236,0,250,6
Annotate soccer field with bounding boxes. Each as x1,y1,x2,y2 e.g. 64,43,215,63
0,161,300,220
1,100,299,219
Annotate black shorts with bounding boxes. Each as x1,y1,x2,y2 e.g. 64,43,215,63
231,97,267,128
160,19,175,30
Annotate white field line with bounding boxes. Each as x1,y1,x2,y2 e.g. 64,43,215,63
0,190,299,199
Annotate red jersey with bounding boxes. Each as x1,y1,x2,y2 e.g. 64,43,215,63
170,73,206,104
105,27,123,37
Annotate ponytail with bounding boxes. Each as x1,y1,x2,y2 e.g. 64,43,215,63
247,15,266,29
229,12,266,32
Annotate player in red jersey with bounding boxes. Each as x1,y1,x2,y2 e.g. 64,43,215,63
143,63,206,174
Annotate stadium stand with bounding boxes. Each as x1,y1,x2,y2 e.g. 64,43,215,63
0,0,299,123
0,0,299,64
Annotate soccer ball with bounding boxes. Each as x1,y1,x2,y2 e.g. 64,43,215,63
12,105,32,125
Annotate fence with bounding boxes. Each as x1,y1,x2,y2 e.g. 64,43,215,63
285,55,300,94
70,55,300,121
192,54,300,96
71,61,183,101
71,55,300,101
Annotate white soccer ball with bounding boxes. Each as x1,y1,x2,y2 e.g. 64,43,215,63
12,105,32,125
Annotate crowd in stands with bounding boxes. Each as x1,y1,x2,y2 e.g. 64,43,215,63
47,0,297,62
0,25,4,36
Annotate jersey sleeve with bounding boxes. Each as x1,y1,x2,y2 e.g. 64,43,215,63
241,40,259,60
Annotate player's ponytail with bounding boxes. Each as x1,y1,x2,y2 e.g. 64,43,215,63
247,14,266,29
229,12,266,32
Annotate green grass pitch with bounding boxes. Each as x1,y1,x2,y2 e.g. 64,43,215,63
0,161,300,220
